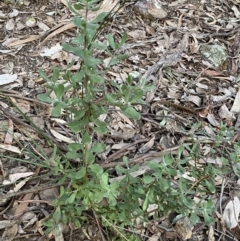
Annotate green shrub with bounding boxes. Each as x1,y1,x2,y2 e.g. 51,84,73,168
37,0,240,239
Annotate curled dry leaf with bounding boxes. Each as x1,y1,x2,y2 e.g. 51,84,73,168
207,113,219,127
52,223,64,241
208,225,215,241
174,217,193,240
1,223,18,241
8,9,19,18
37,21,50,31
5,18,15,30
26,17,37,28
185,95,201,106
222,196,240,229
139,136,155,154
40,43,63,57
4,119,13,145
231,90,240,113
212,88,231,102
0,144,21,154
199,104,211,117
0,74,17,85
22,214,38,229
50,129,75,143
21,211,36,221
7,172,34,183
0,220,16,230
218,104,235,125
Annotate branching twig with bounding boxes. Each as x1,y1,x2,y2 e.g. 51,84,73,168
0,183,62,201
102,143,191,169
104,138,150,163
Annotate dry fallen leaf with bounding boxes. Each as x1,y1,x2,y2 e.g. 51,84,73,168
0,74,18,85
1,223,18,241
175,217,193,240
207,113,219,127
223,197,240,229
50,129,75,143
0,144,21,154
231,90,240,113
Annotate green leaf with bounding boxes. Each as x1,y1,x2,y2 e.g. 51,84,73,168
190,212,200,224
108,193,117,206
119,33,128,47
54,84,64,99
123,107,141,120
84,56,102,68
85,149,95,164
58,176,66,185
90,164,103,175
52,102,62,117
66,151,80,159
203,210,214,225
166,168,178,176
53,205,61,221
108,57,119,66
72,35,85,45
130,89,144,103
148,161,161,169
87,0,100,8
76,167,86,179
73,16,83,28
74,109,86,120
117,54,128,60
233,162,240,176
204,180,216,193
115,166,128,174
164,154,174,165
52,68,60,82
89,74,104,83
66,167,86,180
67,192,77,204
37,93,53,103
108,34,116,50
68,118,88,133
67,2,80,15
68,143,83,151
142,191,149,211
39,69,50,81
73,3,83,10
91,143,105,154
82,132,91,144
91,12,108,24
92,118,108,128
159,179,169,192
92,126,108,134
142,83,154,92
72,70,85,83
91,41,107,50
105,94,116,104
124,86,130,102
87,22,99,32
62,43,84,59
123,156,129,167
75,167,86,179
100,173,109,187
143,175,155,184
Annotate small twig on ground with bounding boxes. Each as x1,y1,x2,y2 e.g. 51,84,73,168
0,183,62,201
93,209,106,241
104,138,150,163
0,89,50,106
0,105,68,152
102,143,191,169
